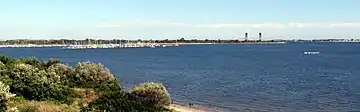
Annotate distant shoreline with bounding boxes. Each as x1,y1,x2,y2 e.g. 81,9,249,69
176,41,360,44
1,38,359,46
0,42,287,48
2,41,360,48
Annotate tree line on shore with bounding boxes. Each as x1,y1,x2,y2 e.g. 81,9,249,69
0,38,281,45
1,38,358,45
0,55,175,112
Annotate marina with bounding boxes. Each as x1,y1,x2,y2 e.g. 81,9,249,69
0,44,67,48
0,43,180,49
63,43,180,49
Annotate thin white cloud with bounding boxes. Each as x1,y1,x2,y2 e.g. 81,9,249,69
328,22,360,28
97,20,360,29
199,22,360,28
195,24,246,28
196,23,286,28
288,22,324,28
97,19,190,28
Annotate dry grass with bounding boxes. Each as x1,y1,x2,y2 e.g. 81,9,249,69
168,104,213,112
10,88,99,112
14,100,80,112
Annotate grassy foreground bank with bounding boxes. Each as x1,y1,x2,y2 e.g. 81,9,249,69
0,55,178,112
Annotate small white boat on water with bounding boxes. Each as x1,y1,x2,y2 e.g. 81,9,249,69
304,52,320,54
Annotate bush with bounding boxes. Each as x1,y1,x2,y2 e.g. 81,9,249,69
42,59,61,69
0,56,17,66
130,82,171,107
73,62,120,91
0,81,16,111
0,61,13,86
19,57,41,67
9,63,60,86
0,61,5,70
9,63,76,104
0,56,174,112
12,84,77,104
86,91,169,112
47,63,72,85
10,96,26,103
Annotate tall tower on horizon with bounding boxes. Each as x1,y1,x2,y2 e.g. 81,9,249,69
245,32,248,41
259,33,262,41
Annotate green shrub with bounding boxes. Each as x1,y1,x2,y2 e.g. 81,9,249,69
12,83,77,105
85,91,169,112
9,63,76,104
42,59,61,69
10,96,26,103
47,63,74,86
0,56,174,112
0,56,17,66
19,57,41,67
0,93,8,111
73,62,120,91
0,61,5,70
0,81,16,111
9,63,61,85
0,76,12,86
47,63,72,76
130,82,171,107
73,61,115,84
0,61,13,86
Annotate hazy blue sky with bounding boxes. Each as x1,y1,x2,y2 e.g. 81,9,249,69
1,0,360,40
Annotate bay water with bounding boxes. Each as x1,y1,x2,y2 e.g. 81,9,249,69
1,43,360,111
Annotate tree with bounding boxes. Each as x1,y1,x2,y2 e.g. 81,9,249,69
179,38,185,41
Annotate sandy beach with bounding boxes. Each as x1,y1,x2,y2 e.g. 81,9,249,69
169,104,215,112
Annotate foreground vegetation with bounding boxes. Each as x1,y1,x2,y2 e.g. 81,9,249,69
0,55,173,112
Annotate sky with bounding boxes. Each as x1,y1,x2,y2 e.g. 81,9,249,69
0,0,360,40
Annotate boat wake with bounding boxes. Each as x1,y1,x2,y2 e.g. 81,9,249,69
304,52,320,54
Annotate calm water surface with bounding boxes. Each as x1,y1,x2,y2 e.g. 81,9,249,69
1,43,360,112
